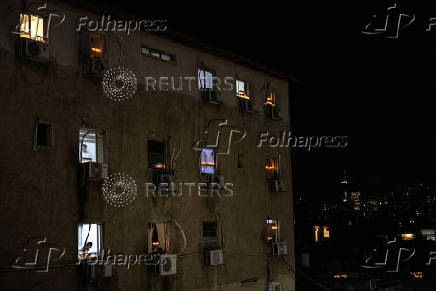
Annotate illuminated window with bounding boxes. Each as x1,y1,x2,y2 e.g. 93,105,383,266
323,226,330,238
148,222,169,253
314,226,320,242
79,129,105,163
411,272,423,279
198,68,214,89
236,79,249,99
420,229,436,241
401,233,415,241
90,34,102,58
141,46,175,62
265,92,277,106
77,223,102,260
266,158,278,180
148,140,167,170
266,219,280,242
19,13,47,42
201,148,216,174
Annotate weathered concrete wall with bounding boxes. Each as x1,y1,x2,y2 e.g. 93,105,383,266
0,1,295,290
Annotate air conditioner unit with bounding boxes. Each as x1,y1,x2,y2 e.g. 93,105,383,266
205,249,224,266
156,173,175,191
265,105,281,120
271,180,285,192
20,38,49,63
240,99,255,113
272,241,288,256
207,174,224,188
203,88,222,104
89,264,112,280
268,281,281,291
82,162,108,179
159,254,176,276
87,57,104,75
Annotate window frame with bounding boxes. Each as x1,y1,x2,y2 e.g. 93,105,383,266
200,148,217,175
197,67,216,90
33,118,53,150
77,223,104,260
19,13,48,43
147,140,168,171
141,45,176,64
79,128,106,164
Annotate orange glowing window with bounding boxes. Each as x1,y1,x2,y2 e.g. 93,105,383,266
19,13,47,42
90,35,103,58
265,92,277,106
314,226,320,242
323,226,330,238
266,158,278,180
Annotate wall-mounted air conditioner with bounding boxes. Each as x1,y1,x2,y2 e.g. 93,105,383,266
203,88,222,104
272,241,288,256
265,105,281,120
20,38,49,63
155,173,175,192
88,264,112,280
82,162,108,179
159,254,176,276
268,281,281,291
207,174,224,188
205,249,224,266
87,57,104,75
240,99,255,113
271,179,285,192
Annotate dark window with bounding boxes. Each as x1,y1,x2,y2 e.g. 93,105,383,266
203,220,218,239
36,123,52,147
148,140,166,169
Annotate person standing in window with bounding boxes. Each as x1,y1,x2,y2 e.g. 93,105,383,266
81,144,92,163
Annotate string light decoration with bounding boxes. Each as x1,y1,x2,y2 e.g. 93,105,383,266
102,67,137,102
102,172,137,207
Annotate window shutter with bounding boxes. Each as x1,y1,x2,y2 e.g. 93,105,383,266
96,130,105,163
249,81,256,107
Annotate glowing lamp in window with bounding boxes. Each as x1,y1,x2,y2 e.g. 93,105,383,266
323,226,330,238
90,35,103,58
266,158,278,180
314,226,320,242
265,92,276,106
401,233,415,240
266,219,280,242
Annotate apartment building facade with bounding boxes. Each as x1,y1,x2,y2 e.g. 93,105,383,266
0,1,295,290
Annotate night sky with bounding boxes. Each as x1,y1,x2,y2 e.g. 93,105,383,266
87,0,436,202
